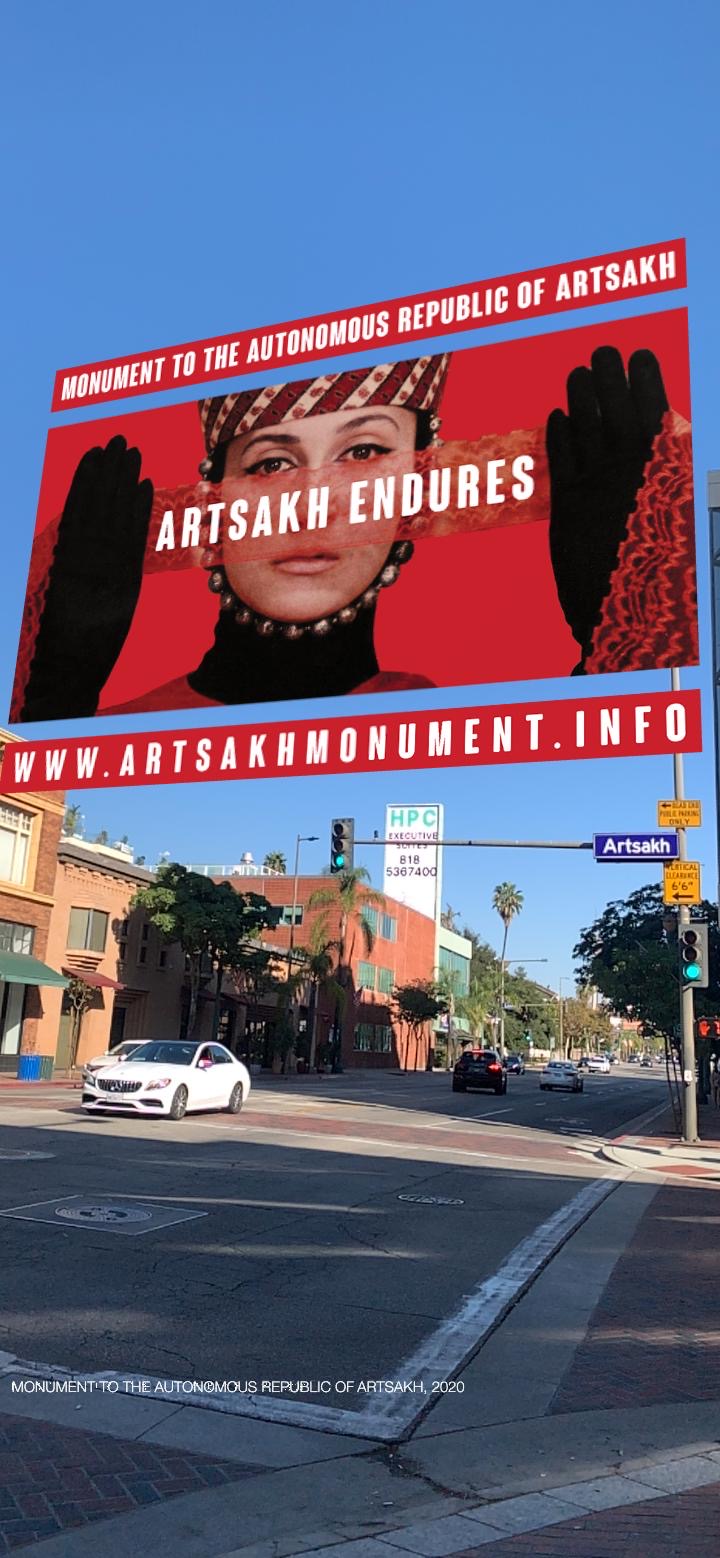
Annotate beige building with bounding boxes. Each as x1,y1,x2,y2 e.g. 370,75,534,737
38,838,187,1068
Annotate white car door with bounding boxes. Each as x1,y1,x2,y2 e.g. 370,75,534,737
209,1045,239,1104
188,1047,226,1110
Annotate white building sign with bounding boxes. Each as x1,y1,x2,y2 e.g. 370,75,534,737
383,804,443,923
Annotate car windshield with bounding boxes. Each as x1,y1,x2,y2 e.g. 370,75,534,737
122,1041,197,1067
466,1051,498,1060
112,1043,140,1058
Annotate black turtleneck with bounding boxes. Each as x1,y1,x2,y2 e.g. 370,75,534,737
187,603,380,704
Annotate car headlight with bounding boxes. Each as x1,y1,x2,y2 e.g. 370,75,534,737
145,1078,173,1090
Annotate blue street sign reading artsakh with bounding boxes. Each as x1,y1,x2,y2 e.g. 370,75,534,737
593,832,680,861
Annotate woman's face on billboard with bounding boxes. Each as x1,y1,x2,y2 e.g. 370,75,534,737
222,405,416,622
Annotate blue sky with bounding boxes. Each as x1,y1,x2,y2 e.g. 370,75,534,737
2,1,719,986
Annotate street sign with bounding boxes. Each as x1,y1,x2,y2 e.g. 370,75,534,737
658,800,702,828
593,833,680,862
663,860,702,905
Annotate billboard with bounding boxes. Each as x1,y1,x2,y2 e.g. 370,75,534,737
383,805,443,921
11,307,697,725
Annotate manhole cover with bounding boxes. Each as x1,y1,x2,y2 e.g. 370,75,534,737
55,1204,153,1224
397,1194,464,1206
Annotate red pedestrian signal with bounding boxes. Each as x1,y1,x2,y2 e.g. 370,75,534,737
695,1016,720,1041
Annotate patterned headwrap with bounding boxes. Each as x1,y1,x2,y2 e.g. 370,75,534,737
199,355,450,454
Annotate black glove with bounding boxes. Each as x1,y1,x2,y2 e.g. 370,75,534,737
21,435,153,719
547,348,668,672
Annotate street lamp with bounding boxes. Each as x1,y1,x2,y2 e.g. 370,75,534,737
286,834,319,982
500,958,548,1054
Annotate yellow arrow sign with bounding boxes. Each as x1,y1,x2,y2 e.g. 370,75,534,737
663,859,701,905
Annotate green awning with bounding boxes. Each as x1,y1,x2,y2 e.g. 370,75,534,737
0,950,69,988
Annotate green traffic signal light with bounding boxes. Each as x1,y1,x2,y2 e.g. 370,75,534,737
685,962,701,981
334,852,345,869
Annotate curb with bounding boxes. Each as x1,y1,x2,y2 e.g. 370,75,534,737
218,1449,720,1558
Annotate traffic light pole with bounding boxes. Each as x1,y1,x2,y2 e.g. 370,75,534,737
672,668,699,1145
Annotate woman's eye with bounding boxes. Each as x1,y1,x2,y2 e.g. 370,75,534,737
338,442,392,463
245,455,294,476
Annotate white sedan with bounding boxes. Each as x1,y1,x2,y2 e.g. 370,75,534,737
539,1061,583,1093
82,1039,251,1120
587,1055,611,1074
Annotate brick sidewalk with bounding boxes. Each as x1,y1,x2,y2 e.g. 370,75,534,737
0,1410,260,1551
551,1179,720,1413
450,1480,720,1556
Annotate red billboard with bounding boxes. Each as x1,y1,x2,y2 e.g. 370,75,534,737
11,307,696,725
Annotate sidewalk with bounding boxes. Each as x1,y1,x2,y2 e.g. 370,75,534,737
1,1153,719,1553
605,1097,720,1180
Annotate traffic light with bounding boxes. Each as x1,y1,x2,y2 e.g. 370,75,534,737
679,922,709,988
330,818,354,875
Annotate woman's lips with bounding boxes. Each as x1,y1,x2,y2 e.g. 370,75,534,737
272,553,340,576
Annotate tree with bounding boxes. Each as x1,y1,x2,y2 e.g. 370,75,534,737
309,868,385,1069
440,903,460,932
492,883,524,1047
392,981,450,1071
63,804,83,837
560,996,615,1058
263,851,287,874
94,830,109,846
131,864,280,1040
229,945,283,1062
293,915,345,1069
574,883,720,1040
66,976,96,1071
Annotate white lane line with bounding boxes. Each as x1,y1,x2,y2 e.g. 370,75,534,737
0,1174,623,1443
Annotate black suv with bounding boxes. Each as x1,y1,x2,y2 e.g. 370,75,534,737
452,1048,507,1095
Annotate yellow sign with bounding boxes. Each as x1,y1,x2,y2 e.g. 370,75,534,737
663,860,701,905
657,800,702,828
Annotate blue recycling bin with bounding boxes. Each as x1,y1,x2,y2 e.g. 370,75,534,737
16,1053,42,1081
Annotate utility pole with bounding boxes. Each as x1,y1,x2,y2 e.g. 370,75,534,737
672,668,699,1145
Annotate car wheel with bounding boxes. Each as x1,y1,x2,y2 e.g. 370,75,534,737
169,1085,188,1121
452,1080,465,1092
226,1082,244,1114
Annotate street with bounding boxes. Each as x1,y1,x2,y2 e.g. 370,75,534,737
0,1066,665,1420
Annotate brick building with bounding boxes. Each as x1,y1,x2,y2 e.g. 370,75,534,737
37,838,190,1069
220,873,438,1070
0,730,67,1069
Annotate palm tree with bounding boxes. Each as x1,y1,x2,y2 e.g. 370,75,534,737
308,868,386,1069
492,882,524,1052
263,851,287,874
293,916,345,1069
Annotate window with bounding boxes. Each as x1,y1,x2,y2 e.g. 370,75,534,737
117,919,129,962
439,945,471,997
0,805,32,887
138,924,150,965
0,920,34,956
157,944,168,970
377,966,394,995
280,905,304,926
354,1023,393,1053
358,961,376,990
67,907,108,953
380,913,397,942
363,907,378,936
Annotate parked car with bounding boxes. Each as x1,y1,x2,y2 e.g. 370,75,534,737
452,1048,507,1095
577,1055,590,1070
82,1039,252,1119
82,1039,143,1085
540,1061,583,1093
587,1055,611,1074
504,1054,525,1074
640,1054,653,1068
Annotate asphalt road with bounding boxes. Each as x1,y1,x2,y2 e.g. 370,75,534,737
0,1067,666,1413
